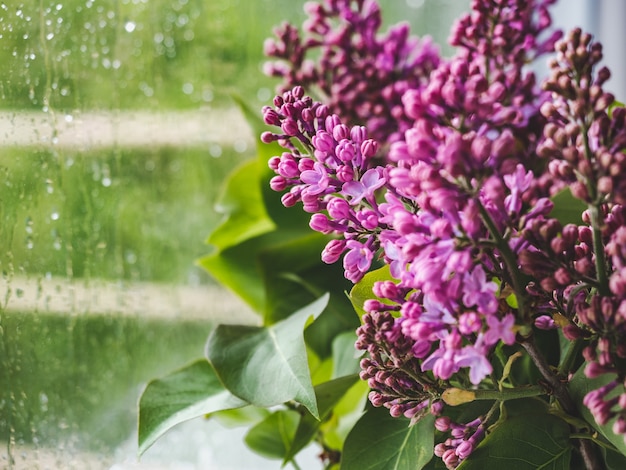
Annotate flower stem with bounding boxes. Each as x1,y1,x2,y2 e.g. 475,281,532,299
473,385,545,401
588,204,610,296
521,336,603,469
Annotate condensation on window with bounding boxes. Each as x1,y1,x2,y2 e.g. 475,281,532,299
0,1,470,469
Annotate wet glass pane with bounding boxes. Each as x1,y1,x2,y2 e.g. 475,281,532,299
0,1,469,468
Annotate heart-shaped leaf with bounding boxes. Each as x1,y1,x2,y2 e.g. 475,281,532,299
349,265,395,318
205,294,330,419
284,374,361,464
341,407,435,470
245,409,301,460
458,401,572,469
138,359,248,455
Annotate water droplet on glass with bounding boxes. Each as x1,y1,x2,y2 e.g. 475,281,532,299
209,143,222,158
182,82,193,95
124,21,136,33
39,393,48,412
234,140,248,153
125,250,137,265
257,87,271,102
25,216,33,234
202,89,213,102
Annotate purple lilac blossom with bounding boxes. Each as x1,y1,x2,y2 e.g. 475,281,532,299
263,0,440,145
261,0,626,464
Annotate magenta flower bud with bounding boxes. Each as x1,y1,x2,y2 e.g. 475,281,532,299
372,280,399,300
336,140,356,162
613,417,626,436
456,440,474,460
332,123,350,141
364,299,385,313
281,118,299,136
442,449,459,469
350,125,367,143
534,315,556,330
310,213,333,233
268,156,281,170
361,139,379,158
336,164,355,182
327,197,351,219
435,416,452,432
298,158,315,172
261,131,277,143
434,443,447,458
312,131,335,153
270,175,287,191
321,239,346,264
281,192,298,207
277,158,299,178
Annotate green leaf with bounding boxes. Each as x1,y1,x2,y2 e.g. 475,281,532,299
232,93,311,229
549,188,588,226
205,294,330,419
458,403,572,470
207,158,275,251
198,235,269,312
245,409,301,460
341,407,435,470
349,265,395,317
138,359,248,456
284,374,361,464
331,331,361,379
603,445,626,470
258,232,347,325
569,366,626,457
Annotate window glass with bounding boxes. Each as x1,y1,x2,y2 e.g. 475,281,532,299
0,1,469,468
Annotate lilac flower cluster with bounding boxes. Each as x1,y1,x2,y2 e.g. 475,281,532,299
263,0,440,145
434,416,486,469
262,86,384,282
261,0,626,467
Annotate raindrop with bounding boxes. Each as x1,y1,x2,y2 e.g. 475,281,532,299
39,393,48,412
202,89,213,102
25,236,34,250
182,82,193,95
257,87,271,102
25,216,33,234
53,238,62,251
50,210,60,221
64,114,73,123
234,140,248,153
46,32,54,40
124,21,136,33
209,143,222,158
125,250,137,265
102,177,112,187
45,179,54,194
16,288,24,298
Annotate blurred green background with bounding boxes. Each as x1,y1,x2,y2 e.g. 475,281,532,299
0,1,469,467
